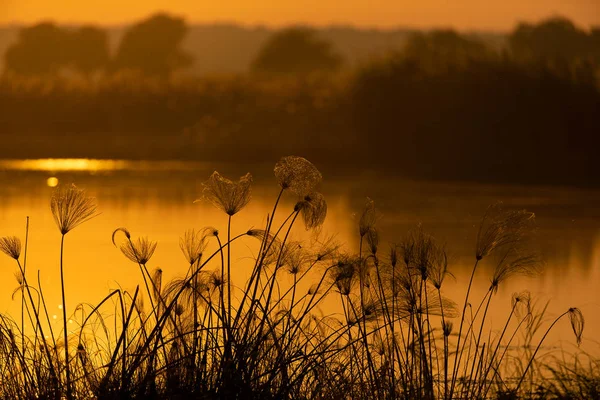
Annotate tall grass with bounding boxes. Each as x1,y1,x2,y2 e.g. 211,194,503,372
0,156,588,399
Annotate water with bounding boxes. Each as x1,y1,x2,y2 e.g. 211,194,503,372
0,158,598,356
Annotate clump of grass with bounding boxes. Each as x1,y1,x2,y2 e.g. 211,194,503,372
0,156,589,399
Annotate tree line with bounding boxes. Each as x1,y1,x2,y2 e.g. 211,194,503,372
3,13,190,77
3,14,599,82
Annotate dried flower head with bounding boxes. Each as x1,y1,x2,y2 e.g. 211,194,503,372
365,227,379,255
0,236,21,260
490,250,540,293
179,228,211,265
295,192,327,230
390,245,398,267
476,203,535,260
208,270,225,289
511,291,532,319
120,237,157,264
200,171,252,216
429,244,452,290
568,307,584,346
442,320,454,337
359,198,382,238
331,256,359,296
281,241,308,275
274,155,322,196
51,184,98,235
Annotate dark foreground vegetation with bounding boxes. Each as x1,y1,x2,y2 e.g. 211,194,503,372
0,156,594,399
1,16,599,186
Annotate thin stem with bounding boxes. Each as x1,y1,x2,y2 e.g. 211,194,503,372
449,258,480,399
59,234,72,400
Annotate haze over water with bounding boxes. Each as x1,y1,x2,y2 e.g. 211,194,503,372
0,159,598,355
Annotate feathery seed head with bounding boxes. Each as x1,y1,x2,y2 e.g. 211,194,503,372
511,291,532,319
476,203,535,260
0,236,21,260
120,236,157,264
200,171,252,216
274,155,322,196
295,192,327,230
442,320,453,337
179,228,211,265
491,250,540,293
51,184,98,235
359,197,382,238
390,245,398,267
366,227,379,255
568,307,584,346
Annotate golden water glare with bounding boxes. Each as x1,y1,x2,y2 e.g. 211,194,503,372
0,158,211,172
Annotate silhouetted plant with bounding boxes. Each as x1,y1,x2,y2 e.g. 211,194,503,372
0,157,588,399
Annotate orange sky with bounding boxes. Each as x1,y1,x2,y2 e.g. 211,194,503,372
1,0,599,30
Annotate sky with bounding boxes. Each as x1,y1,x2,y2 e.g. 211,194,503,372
1,0,599,30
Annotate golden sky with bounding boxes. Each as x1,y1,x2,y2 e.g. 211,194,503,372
1,0,599,30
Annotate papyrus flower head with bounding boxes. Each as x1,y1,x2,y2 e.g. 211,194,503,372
179,228,213,265
476,203,535,260
568,307,584,346
295,192,327,230
0,236,21,260
359,197,382,238
201,171,252,216
120,236,158,265
51,184,98,235
274,156,322,196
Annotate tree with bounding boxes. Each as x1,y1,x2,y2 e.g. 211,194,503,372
112,13,192,77
251,27,342,76
5,22,70,75
68,26,109,76
403,30,493,73
509,17,594,65
4,22,109,77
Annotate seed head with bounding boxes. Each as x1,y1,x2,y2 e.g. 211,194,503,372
0,236,21,260
50,184,98,235
442,320,453,337
476,203,535,260
200,171,252,216
568,307,584,346
179,228,211,265
295,192,327,230
359,198,381,238
274,155,322,196
120,237,157,264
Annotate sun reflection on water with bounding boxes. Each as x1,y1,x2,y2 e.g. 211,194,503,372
0,158,210,172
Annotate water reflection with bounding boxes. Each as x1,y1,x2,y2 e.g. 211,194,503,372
0,158,212,172
0,159,598,355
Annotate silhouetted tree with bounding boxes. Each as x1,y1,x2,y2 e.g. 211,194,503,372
112,13,192,77
5,22,70,75
68,26,109,76
251,27,342,76
403,30,493,73
509,17,597,67
4,22,109,77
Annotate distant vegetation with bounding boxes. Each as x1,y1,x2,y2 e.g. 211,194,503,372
0,15,599,186
251,27,343,76
0,158,591,399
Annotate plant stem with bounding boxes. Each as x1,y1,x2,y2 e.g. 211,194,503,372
59,234,72,400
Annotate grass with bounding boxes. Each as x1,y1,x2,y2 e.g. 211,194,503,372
0,156,590,399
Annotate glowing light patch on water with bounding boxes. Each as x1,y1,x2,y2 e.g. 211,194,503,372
47,177,59,187
0,159,126,171
0,158,210,172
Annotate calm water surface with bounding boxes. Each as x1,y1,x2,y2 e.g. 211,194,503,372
0,159,598,356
